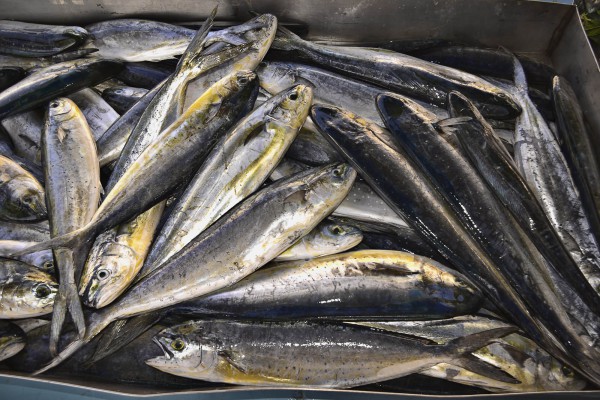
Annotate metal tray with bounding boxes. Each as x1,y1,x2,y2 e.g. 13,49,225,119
0,0,599,397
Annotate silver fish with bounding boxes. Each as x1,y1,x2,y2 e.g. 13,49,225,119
68,88,120,140
1,108,44,165
0,240,53,272
0,154,46,221
0,20,87,57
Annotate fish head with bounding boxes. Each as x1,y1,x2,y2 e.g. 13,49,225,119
47,97,77,119
311,104,380,148
546,357,587,390
146,321,219,379
319,222,363,249
64,26,88,41
80,243,137,309
2,174,47,221
299,163,357,210
0,322,26,362
2,268,58,317
243,14,277,44
268,84,313,130
471,89,522,120
376,92,439,130
258,62,314,94
25,251,55,274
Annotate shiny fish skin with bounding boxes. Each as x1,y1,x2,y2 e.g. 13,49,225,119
0,58,123,119
142,84,311,275
0,48,98,70
0,127,44,183
447,92,600,314
173,249,482,320
0,320,26,362
1,108,44,165
116,61,173,89
285,117,343,166
34,163,355,374
0,154,46,222
83,19,196,62
511,58,600,294
273,27,521,119
0,258,57,318
0,220,49,242
68,88,120,140
43,98,101,352
275,221,362,261
553,76,600,244
310,104,592,384
146,320,514,388
0,20,87,57
79,201,165,309
102,86,149,114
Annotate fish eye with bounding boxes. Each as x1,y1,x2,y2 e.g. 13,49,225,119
561,365,575,377
288,91,299,101
34,284,52,298
42,260,54,270
171,338,186,351
50,101,60,108
333,168,343,177
331,225,344,235
237,76,249,85
97,269,110,280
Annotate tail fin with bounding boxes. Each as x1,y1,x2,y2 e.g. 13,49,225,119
176,5,218,73
49,249,86,356
84,311,163,366
451,354,520,384
442,327,517,360
500,48,528,94
9,225,92,257
33,338,85,375
271,25,304,51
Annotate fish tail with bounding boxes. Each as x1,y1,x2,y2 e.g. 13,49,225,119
442,327,517,359
49,250,86,356
176,5,218,73
85,311,163,366
33,338,85,375
9,225,93,257
506,51,528,93
272,25,304,51
450,353,520,384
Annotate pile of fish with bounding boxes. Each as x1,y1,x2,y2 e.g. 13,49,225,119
0,9,598,395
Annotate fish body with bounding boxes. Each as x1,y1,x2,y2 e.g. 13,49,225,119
43,98,101,349
68,88,120,140
116,61,173,89
273,28,520,119
0,20,87,57
0,220,49,242
0,58,123,119
0,240,53,272
146,319,514,388
0,320,26,361
102,86,149,114
275,221,362,261
1,108,44,165
0,154,46,221
0,258,57,318
172,250,481,320
143,84,311,274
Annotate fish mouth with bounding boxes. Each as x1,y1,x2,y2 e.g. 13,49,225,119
153,337,174,360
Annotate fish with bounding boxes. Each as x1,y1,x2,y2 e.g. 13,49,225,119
0,20,87,57
101,85,149,114
553,75,600,244
285,118,343,166
42,98,101,354
34,163,356,373
274,221,362,261
182,14,278,111
0,321,26,361
0,126,44,182
79,201,165,309
0,258,57,318
146,319,515,388
141,84,311,275
1,108,45,165
0,58,123,119
0,240,54,272
356,225,443,262
271,158,408,228
83,19,196,62
96,81,162,167
310,104,600,385
447,91,600,314
0,67,25,91
0,220,49,242
0,48,98,70
272,27,521,119
0,154,46,222
511,57,600,294
68,88,120,140
116,61,173,89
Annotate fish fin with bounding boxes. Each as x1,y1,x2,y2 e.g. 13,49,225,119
442,327,517,360
176,5,218,73
450,354,521,384
283,188,309,204
50,249,86,355
205,32,247,47
501,49,528,93
33,338,85,375
196,41,255,75
218,349,248,373
84,312,163,366
8,225,92,257
436,116,472,127
272,25,304,51
56,127,67,143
